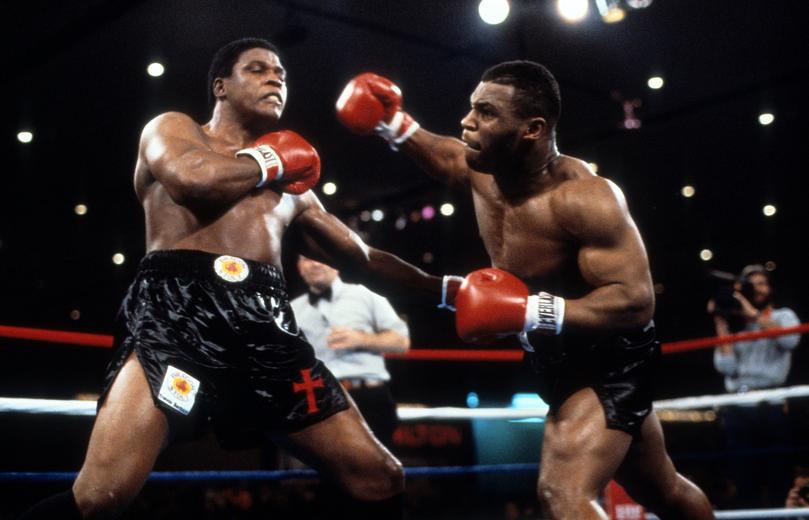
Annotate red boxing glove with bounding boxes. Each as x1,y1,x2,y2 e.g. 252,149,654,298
236,130,321,194
455,268,530,343
455,268,566,344
335,72,420,150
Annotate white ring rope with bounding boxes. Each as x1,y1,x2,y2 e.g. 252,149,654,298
648,508,809,519
3,385,809,420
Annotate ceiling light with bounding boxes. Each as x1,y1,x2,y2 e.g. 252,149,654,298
558,0,589,22
647,76,664,89
478,0,510,25
147,62,165,77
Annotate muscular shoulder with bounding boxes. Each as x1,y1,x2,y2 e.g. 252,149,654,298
141,112,204,143
550,175,630,241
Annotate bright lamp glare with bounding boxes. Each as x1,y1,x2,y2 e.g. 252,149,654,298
478,0,510,25
322,182,337,195
699,249,713,261
74,204,88,215
647,76,664,89
763,204,777,217
758,113,774,126
681,185,695,198
147,62,165,77
112,253,126,265
440,203,455,216
17,131,33,143
558,0,589,22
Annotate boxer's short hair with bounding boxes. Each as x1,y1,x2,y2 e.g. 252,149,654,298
481,60,561,126
208,38,279,106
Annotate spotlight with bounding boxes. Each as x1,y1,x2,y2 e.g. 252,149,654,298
595,0,625,23
699,249,713,261
421,205,436,220
74,204,88,215
112,253,126,265
17,131,33,143
478,0,510,25
322,182,337,195
371,209,385,222
440,203,455,216
681,185,695,198
147,62,165,77
647,76,664,89
557,0,588,22
762,204,776,217
758,113,774,126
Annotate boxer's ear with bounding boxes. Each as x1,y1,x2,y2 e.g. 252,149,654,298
523,116,547,141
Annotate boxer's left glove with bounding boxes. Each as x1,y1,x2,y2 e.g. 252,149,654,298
236,130,321,194
455,268,566,343
437,275,464,311
335,72,420,150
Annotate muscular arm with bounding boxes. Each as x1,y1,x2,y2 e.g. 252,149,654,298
555,178,655,332
140,112,262,207
292,192,443,302
399,129,472,189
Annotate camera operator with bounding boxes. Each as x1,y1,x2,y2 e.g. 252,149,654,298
707,264,801,507
708,264,800,393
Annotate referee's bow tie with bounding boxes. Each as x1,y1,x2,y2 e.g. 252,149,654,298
308,287,332,304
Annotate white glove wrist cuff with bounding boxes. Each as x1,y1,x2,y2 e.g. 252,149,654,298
375,111,419,151
524,292,565,335
236,145,284,187
437,275,464,312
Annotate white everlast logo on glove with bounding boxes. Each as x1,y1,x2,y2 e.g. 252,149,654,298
524,292,565,335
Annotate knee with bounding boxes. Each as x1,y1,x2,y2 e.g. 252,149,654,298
537,478,560,510
343,454,404,501
537,477,594,515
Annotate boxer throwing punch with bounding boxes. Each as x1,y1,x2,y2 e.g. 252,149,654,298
21,38,453,520
337,64,714,519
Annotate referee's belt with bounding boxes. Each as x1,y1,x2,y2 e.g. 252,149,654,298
339,378,386,390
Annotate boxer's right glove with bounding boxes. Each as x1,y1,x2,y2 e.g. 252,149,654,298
335,72,420,150
455,268,566,344
236,130,321,194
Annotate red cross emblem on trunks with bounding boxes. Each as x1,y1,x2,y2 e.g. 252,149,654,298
293,368,324,414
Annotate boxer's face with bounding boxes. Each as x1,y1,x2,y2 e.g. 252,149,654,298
216,48,287,122
460,82,526,173
298,256,338,293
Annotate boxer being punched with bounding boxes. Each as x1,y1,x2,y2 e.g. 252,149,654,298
337,63,715,519
21,38,447,519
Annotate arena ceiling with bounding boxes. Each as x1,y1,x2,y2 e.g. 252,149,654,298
2,0,807,396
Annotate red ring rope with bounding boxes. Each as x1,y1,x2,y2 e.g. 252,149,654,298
2,323,807,361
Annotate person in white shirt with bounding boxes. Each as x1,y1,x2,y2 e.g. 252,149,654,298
292,255,410,448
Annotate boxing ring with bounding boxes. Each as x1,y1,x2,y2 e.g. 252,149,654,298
2,323,809,519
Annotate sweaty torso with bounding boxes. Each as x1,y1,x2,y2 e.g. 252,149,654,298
470,156,600,295
134,127,296,267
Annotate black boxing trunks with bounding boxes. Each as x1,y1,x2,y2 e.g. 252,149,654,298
99,249,348,446
522,322,659,436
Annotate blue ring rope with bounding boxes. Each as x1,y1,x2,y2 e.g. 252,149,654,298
0,463,538,483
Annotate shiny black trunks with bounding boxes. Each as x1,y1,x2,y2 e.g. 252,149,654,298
523,323,660,436
99,249,348,446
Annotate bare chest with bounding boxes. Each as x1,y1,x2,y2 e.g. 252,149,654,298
471,188,573,280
